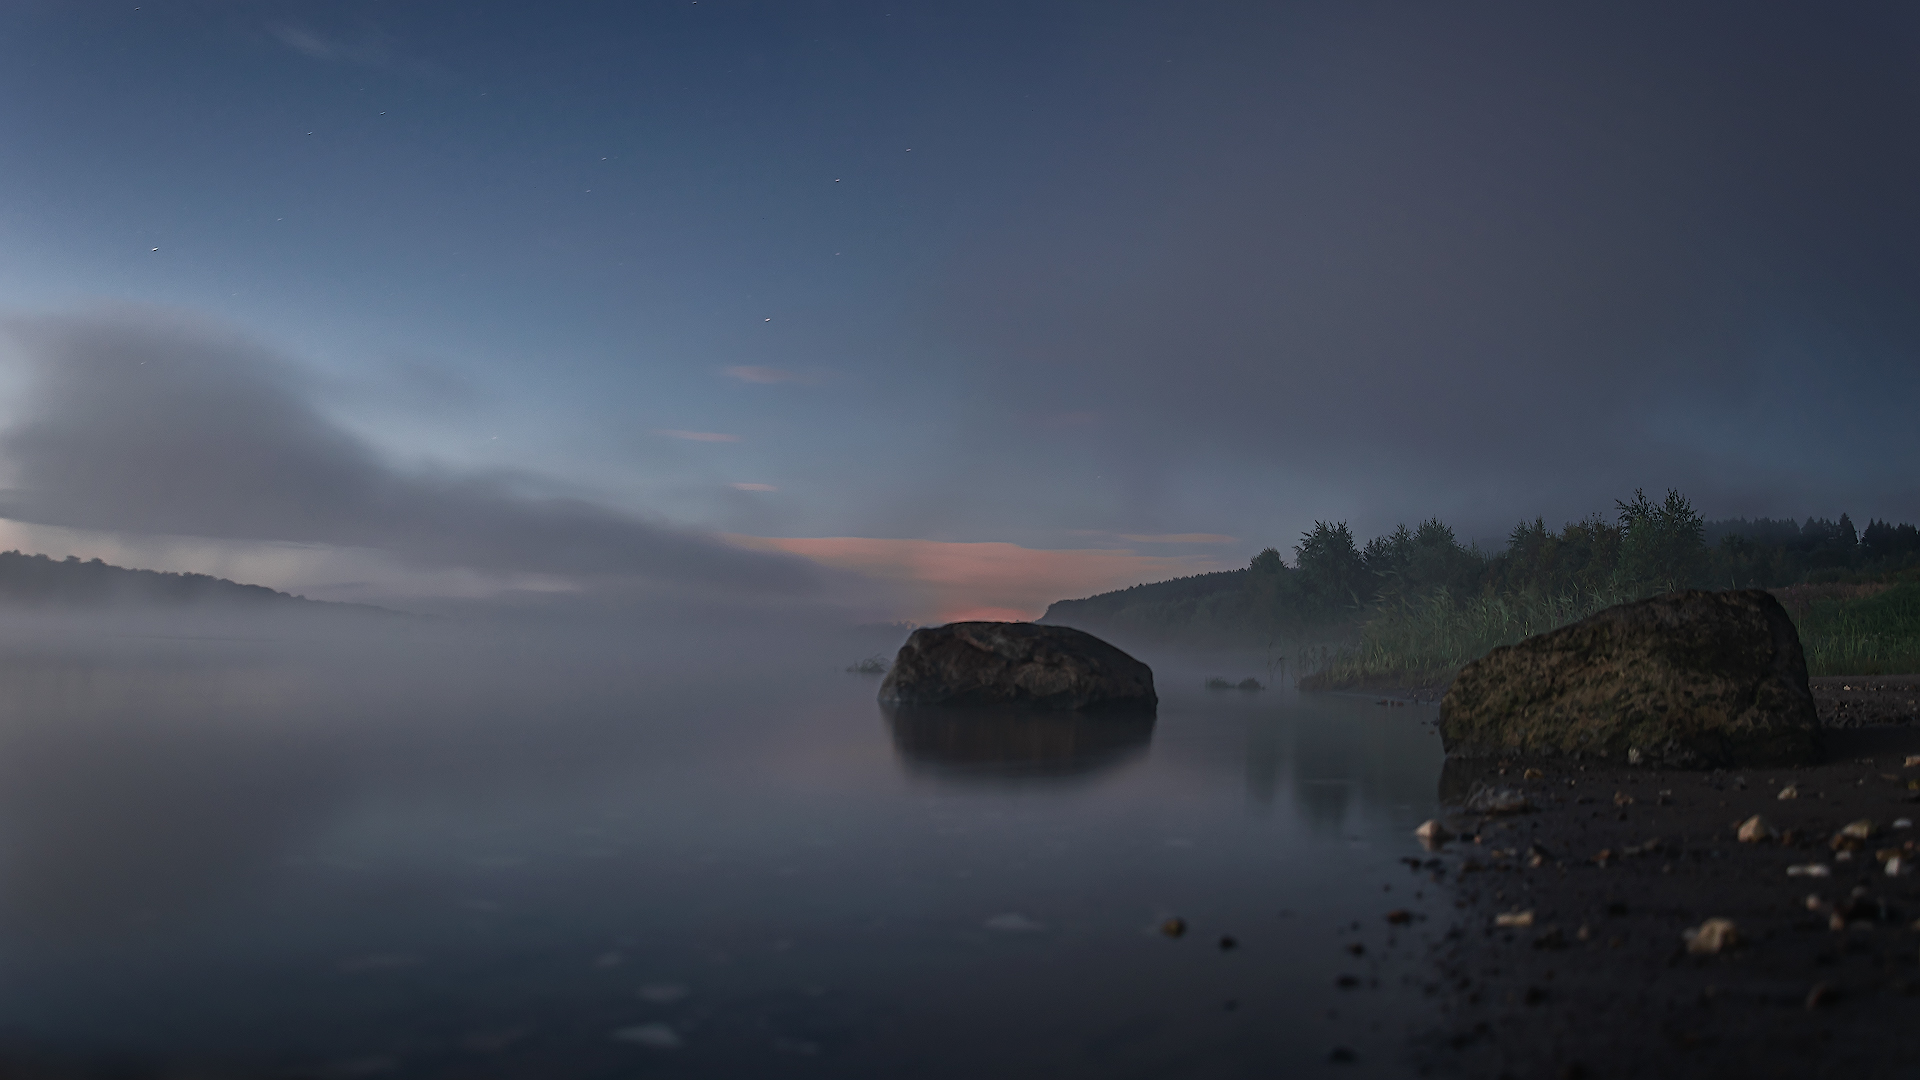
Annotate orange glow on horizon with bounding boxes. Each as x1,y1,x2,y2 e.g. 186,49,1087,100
727,534,1226,624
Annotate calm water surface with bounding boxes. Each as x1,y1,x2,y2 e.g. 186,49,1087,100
0,622,1447,1077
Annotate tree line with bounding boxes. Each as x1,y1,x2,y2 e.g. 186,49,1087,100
1043,490,1920,641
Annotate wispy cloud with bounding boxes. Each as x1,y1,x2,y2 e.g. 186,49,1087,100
730,483,777,492
1118,533,1238,544
724,366,813,384
656,430,741,443
0,308,815,597
267,24,398,69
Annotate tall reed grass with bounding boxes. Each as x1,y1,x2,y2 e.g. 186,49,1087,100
1306,586,1637,689
1306,581,1920,688
1794,583,1920,676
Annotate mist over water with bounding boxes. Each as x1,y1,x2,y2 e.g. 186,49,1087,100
0,609,1446,1077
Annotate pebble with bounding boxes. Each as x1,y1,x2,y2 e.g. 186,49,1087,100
1736,815,1774,843
1467,787,1531,815
1494,910,1534,928
1414,819,1453,847
1787,863,1832,877
1683,917,1738,954
1777,784,1799,800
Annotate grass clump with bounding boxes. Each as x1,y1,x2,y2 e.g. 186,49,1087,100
1790,582,1920,676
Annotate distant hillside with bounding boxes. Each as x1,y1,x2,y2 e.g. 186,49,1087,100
0,550,377,612
1039,569,1258,642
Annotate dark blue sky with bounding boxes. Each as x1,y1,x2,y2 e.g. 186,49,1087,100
3,2,1917,617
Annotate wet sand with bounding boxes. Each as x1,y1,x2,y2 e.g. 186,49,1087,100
1812,675,1920,728
1409,722,1920,1079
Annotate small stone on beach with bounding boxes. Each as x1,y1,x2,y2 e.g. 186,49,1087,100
1777,784,1799,800
1494,910,1534,928
1466,787,1531,815
1737,815,1774,843
1788,863,1832,877
1683,917,1738,954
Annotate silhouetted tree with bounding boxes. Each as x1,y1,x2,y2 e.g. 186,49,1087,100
1294,521,1368,615
1616,488,1706,592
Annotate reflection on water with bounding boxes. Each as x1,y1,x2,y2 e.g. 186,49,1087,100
0,627,1449,1079
883,704,1155,782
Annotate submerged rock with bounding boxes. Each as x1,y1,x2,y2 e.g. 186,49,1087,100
879,622,1157,711
1438,589,1821,768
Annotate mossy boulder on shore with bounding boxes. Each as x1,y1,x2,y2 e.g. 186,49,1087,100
1438,589,1821,767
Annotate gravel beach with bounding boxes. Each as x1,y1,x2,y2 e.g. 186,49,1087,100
1401,680,1920,1079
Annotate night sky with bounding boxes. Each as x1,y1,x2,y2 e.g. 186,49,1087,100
3,2,1918,620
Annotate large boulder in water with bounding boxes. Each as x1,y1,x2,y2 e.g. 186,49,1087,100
1438,589,1821,767
879,622,1156,711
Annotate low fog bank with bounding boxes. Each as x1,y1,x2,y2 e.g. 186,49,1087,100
0,599,912,941
0,591,911,679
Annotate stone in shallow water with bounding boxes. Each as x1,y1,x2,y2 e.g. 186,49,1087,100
879,622,1156,711
1438,589,1820,768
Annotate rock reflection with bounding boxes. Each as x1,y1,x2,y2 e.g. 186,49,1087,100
883,704,1155,783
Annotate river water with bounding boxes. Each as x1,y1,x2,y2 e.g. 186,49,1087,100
0,618,1448,1078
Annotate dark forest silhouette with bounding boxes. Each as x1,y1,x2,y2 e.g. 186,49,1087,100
1042,491,1920,680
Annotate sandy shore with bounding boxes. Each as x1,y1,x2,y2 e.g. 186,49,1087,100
1812,675,1920,727
1407,719,1920,1078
